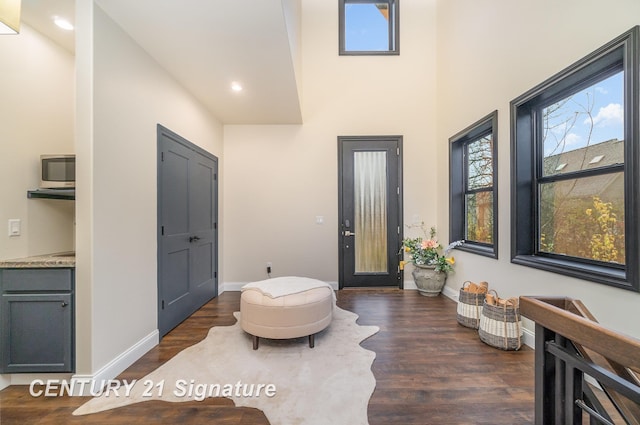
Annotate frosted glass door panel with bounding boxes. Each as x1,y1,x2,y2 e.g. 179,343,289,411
354,151,387,273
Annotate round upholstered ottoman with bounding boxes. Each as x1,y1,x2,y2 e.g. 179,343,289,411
240,281,334,350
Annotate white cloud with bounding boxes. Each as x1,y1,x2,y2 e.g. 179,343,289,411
544,132,582,156
595,86,609,95
564,132,582,147
586,103,624,127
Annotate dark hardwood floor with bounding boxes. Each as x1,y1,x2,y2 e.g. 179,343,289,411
0,289,535,424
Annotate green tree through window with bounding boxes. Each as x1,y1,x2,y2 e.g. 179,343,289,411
511,26,639,291
538,72,625,265
450,111,498,259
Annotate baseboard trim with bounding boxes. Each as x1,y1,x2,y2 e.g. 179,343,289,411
220,281,246,293
403,280,418,291
70,329,159,396
441,284,458,301
409,283,535,350
0,374,9,391
6,372,73,387
522,327,535,349
221,281,339,293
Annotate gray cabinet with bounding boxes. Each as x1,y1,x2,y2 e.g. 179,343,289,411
0,268,74,373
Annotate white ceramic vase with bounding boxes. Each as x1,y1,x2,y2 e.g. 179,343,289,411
412,264,446,297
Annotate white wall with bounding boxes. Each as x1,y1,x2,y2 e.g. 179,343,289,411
435,0,640,339
14,0,637,385
282,0,302,101
0,24,75,261
223,0,438,285
75,2,223,377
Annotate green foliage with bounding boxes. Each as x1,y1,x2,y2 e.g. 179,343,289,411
586,197,622,263
401,224,463,273
540,196,624,264
466,190,493,244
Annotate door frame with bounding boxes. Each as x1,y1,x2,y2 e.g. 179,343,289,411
157,124,219,337
337,135,404,289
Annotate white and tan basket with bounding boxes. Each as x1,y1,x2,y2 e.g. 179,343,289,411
478,293,522,351
456,281,488,329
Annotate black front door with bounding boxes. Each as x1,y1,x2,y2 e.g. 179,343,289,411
338,136,403,288
157,125,218,337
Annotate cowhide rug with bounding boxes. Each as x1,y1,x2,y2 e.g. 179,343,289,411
74,306,379,425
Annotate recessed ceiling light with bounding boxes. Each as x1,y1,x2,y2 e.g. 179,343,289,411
53,16,74,31
231,82,243,92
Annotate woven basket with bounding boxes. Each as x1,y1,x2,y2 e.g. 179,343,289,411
456,281,488,329
478,297,522,351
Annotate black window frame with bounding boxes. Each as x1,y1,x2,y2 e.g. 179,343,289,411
511,26,640,292
450,111,499,259
339,0,399,56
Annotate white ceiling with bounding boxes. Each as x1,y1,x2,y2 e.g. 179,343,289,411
21,0,75,53
21,0,302,125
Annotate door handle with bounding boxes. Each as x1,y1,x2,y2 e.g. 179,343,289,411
189,236,201,243
61,301,68,307
343,230,356,237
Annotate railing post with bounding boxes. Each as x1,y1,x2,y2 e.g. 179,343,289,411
555,334,566,424
535,323,556,424
565,363,583,424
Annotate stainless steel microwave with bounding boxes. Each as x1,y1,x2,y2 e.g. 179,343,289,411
40,154,75,189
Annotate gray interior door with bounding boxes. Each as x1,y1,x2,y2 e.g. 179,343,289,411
338,136,403,288
158,125,218,337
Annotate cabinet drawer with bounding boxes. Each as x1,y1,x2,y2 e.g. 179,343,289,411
1,269,73,292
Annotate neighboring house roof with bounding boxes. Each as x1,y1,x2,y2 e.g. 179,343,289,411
543,138,624,175
542,139,624,200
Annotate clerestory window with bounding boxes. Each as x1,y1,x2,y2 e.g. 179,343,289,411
339,0,399,55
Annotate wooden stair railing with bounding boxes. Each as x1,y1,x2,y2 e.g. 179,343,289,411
520,296,640,425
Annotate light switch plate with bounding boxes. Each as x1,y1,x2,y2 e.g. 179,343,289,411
8,219,21,237
315,216,324,225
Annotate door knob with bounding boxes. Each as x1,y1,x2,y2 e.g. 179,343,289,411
343,230,356,237
61,301,68,307
189,236,201,243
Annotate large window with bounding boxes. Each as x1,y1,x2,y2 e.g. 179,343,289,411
450,111,498,258
339,0,399,55
511,26,639,291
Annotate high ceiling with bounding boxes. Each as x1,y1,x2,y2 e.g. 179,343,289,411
20,0,302,125
21,0,75,52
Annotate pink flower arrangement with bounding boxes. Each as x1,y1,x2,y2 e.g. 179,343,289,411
421,239,439,250
401,224,464,273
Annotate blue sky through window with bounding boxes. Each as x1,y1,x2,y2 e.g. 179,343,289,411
543,71,624,157
344,4,389,51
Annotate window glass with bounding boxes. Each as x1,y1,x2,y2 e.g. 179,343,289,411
539,173,625,264
344,3,390,52
537,71,625,266
339,0,398,55
542,71,624,177
354,151,388,272
466,191,493,244
449,111,498,258
467,134,493,190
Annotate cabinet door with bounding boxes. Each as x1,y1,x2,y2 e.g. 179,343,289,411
1,293,73,373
